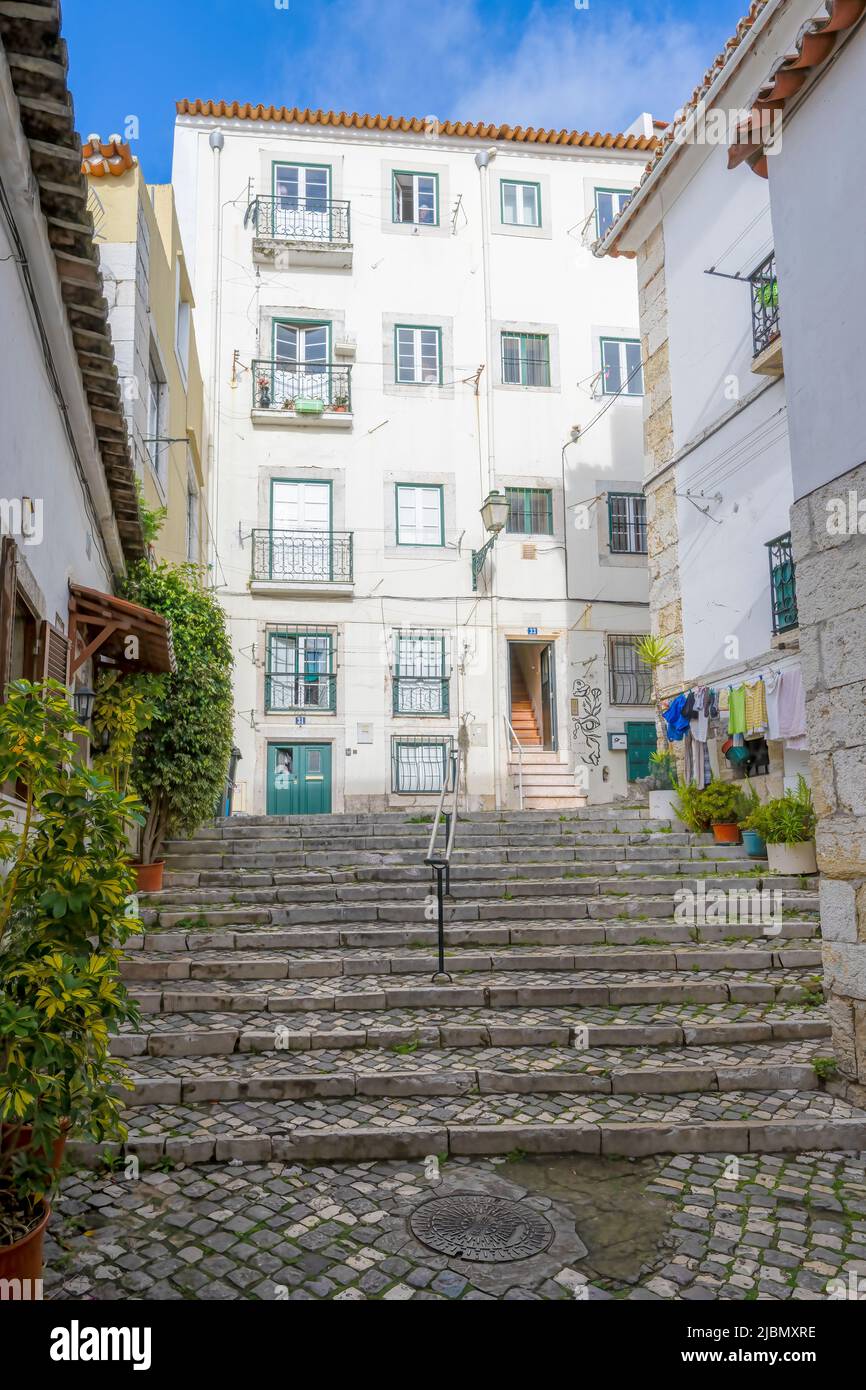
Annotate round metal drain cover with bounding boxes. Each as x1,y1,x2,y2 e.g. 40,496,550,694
410,1192,554,1263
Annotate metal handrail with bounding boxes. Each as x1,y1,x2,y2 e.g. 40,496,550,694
424,745,463,982
505,715,524,810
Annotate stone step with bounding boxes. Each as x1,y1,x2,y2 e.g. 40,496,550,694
120,1040,824,1106
112,998,832,1058
120,943,823,984
127,965,824,1016
68,1090,866,1165
129,918,822,953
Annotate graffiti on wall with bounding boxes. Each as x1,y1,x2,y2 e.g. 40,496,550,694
571,679,602,765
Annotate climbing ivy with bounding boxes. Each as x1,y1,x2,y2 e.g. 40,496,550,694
120,562,234,862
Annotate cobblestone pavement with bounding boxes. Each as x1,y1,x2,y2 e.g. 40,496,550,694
43,1149,866,1301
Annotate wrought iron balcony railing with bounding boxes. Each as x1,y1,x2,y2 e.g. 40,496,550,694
253,359,352,414
251,195,351,244
750,251,780,358
252,529,354,584
767,532,798,634
265,672,337,713
392,677,450,716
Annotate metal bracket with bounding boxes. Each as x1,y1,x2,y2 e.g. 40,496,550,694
471,535,497,592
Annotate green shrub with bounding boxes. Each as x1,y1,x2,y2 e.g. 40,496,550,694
697,779,751,826
742,776,816,846
673,780,711,833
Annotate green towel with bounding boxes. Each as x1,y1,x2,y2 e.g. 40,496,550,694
727,685,746,735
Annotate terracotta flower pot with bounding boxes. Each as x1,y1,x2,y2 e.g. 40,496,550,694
712,821,742,845
133,860,165,892
0,1201,50,1285
1,1119,69,1174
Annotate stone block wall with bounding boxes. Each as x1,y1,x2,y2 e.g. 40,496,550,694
791,458,866,1087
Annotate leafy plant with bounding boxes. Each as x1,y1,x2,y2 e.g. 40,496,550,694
119,561,234,864
134,479,167,548
92,669,164,794
811,1056,838,1081
672,779,711,834
697,779,751,826
0,681,141,1246
634,634,673,748
741,776,816,846
639,749,677,791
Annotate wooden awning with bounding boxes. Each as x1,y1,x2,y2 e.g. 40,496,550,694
68,584,176,679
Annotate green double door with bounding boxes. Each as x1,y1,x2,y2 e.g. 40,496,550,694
625,721,657,782
267,743,332,815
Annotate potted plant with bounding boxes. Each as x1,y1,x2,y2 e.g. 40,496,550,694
119,562,234,880
331,394,349,414
695,779,750,844
257,375,271,409
0,680,141,1283
672,779,712,835
640,750,678,819
280,396,295,412
742,776,817,874
738,785,767,859
92,670,164,891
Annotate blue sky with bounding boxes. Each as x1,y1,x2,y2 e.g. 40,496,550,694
64,0,748,182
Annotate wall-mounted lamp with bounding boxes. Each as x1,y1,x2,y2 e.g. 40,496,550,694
471,490,509,591
72,684,96,724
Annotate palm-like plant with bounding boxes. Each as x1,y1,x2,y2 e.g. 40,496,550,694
635,634,674,747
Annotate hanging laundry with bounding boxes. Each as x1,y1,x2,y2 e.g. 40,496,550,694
744,679,768,737
778,667,808,750
691,686,710,742
765,668,782,740
727,684,746,735
662,693,691,742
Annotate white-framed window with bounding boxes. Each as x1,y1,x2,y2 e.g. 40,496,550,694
269,479,333,581
501,180,541,227
395,483,444,547
608,493,647,554
601,338,644,396
146,355,166,487
595,188,632,239
186,457,199,562
392,737,452,793
266,629,335,711
175,259,191,383
273,163,330,239
395,326,441,384
393,171,438,225
393,631,449,714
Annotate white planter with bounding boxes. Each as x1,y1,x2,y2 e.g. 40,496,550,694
649,789,679,820
766,840,818,875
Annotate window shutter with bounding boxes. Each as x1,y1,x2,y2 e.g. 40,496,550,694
39,620,70,686
0,536,18,700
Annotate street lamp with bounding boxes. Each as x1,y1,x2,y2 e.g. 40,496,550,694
471,490,509,591
72,683,96,724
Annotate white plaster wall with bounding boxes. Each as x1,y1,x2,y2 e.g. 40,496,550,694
173,118,651,808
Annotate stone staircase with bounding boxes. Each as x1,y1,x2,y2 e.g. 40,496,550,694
74,808,866,1168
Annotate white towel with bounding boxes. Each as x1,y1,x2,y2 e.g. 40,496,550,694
778,667,807,743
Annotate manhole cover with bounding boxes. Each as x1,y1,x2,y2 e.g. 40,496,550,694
410,1192,555,1263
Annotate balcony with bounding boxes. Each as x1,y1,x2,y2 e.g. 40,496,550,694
249,195,353,270
767,532,798,635
251,529,354,597
750,251,783,376
265,672,337,714
392,677,450,716
252,359,353,428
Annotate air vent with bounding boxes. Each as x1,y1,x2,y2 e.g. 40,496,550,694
521,543,537,560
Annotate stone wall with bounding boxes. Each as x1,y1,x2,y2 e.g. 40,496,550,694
790,458,866,1089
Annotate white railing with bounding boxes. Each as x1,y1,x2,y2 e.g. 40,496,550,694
505,715,524,810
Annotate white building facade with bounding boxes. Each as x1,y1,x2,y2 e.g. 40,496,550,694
172,103,658,814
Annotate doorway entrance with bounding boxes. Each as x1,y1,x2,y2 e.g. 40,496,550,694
266,743,332,815
508,641,557,751
625,721,657,782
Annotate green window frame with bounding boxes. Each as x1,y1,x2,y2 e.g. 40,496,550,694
395,483,445,547
594,187,631,239
609,635,653,706
501,332,550,387
394,325,443,385
265,629,336,713
393,631,450,716
392,170,439,226
500,179,541,227
608,493,647,554
505,487,553,536
600,337,644,396
391,735,453,793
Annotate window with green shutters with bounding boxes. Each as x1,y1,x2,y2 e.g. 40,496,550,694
505,487,553,536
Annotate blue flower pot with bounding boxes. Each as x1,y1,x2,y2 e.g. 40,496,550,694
742,829,766,859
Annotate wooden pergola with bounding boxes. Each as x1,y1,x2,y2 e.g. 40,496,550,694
68,584,176,679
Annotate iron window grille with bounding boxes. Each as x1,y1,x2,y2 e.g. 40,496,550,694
265,629,336,713
391,735,454,793
253,358,352,413
600,338,644,396
750,251,780,358
505,488,554,536
766,532,798,634
392,630,451,715
252,529,354,584
501,332,551,387
252,195,351,244
609,635,653,705
608,493,647,553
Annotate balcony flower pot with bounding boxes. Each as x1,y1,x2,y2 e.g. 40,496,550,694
133,859,165,892
766,840,818,876
741,828,767,859
256,378,271,409
648,789,679,820
0,1201,51,1285
693,780,750,845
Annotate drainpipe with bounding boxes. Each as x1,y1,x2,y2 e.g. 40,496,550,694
207,129,224,579
475,148,502,811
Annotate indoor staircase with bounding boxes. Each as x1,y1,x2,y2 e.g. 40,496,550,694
74,808,866,1168
508,657,586,809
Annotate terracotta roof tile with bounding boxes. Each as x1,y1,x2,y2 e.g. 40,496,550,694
81,133,137,177
175,99,659,153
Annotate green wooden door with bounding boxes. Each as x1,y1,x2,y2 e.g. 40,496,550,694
267,744,332,815
625,721,657,782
